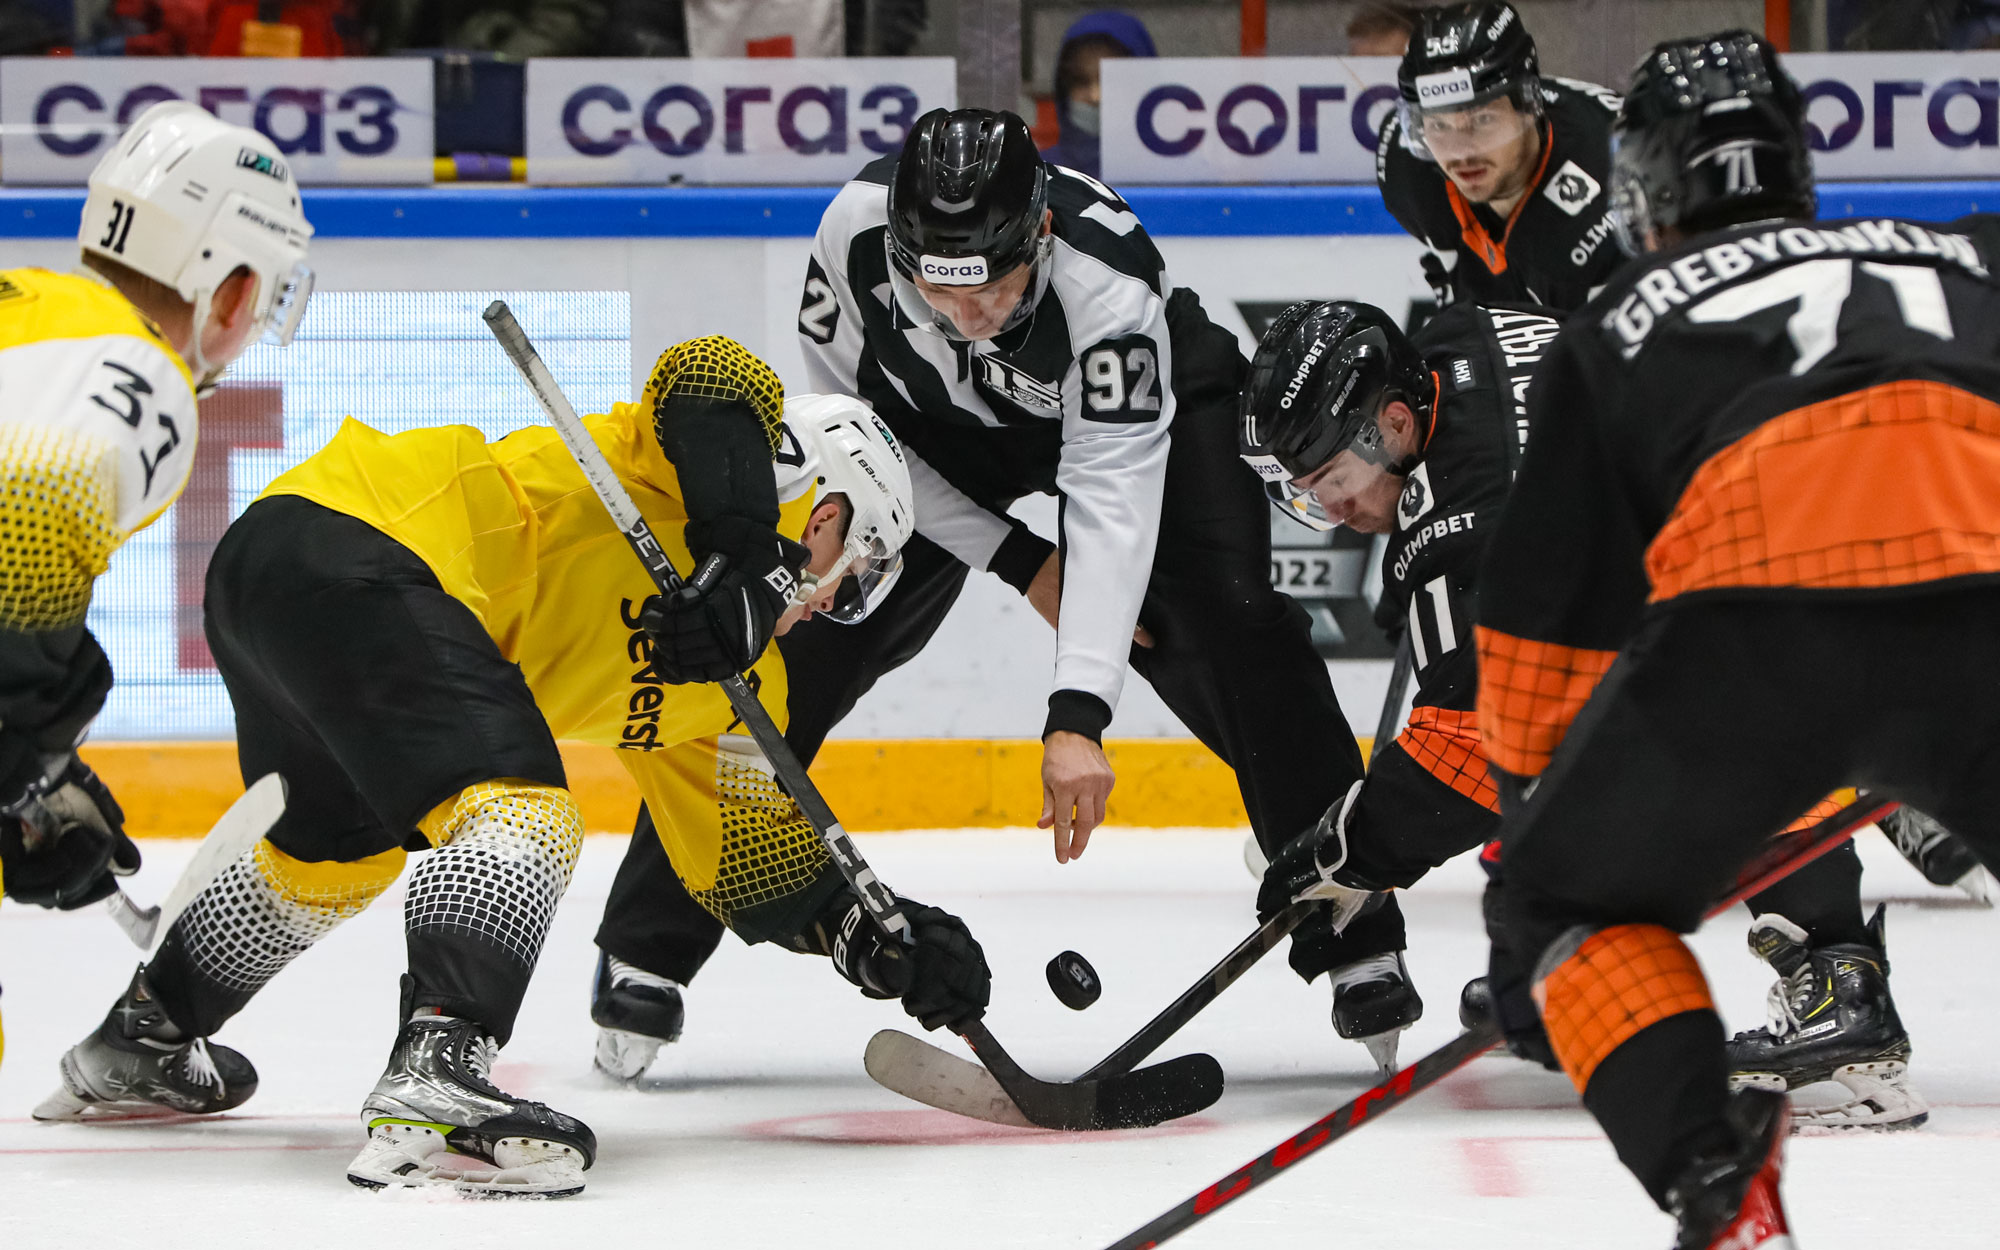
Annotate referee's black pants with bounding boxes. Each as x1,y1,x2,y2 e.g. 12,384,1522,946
596,311,1366,986
1496,586,2000,1209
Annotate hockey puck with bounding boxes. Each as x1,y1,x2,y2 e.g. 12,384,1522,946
1046,950,1102,1010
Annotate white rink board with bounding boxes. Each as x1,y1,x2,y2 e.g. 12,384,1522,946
2,829,1997,1248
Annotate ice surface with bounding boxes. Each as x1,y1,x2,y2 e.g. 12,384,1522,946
2,828,1995,1248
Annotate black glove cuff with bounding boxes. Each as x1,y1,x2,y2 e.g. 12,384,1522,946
1043,689,1112,745
989,525,1056,595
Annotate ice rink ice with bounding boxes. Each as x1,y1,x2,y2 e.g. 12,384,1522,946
2,826,1996,1249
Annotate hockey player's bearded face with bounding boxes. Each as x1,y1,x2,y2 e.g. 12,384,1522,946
1423,98,1539,205
1292,400,1421,534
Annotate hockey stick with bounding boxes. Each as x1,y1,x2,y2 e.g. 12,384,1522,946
867,637,1421,1118
101,773,287,949
481,302,1220,1132
1101,791,1901,1249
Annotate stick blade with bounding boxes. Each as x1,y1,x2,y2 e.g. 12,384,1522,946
1091,1052,1224,1129
864,1029,1036,1128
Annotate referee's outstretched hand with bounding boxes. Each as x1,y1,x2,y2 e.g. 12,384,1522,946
1041,732,1113,863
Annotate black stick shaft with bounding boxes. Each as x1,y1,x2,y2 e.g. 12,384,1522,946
1372,634,1414,758
1104,792,1899,1250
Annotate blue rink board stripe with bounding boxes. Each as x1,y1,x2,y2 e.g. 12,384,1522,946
1,181,1994,239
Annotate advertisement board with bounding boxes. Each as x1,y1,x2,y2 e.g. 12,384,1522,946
0,58,433,185
1102,52,2000,184
1100,57,1402,185
526,58,953,184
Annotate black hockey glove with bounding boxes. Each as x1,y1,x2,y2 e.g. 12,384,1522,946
821,893,991,1033
1478,862,1559,1070
0,754,139,910
1257,780,1387,931
641,517,811,685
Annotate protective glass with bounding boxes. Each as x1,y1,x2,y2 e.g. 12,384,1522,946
800,530,906,624
1398,95,1537,165
1262,478,1338,532
1606,132,1652,257
886,233,1053,342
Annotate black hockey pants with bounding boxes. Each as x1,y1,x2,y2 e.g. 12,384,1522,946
1495,586,2000,1208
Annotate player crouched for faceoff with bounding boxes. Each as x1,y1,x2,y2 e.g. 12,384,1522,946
1239,297,1559,1073
1479,33,2000,1249
0,102,311,1060
38,341,975,1198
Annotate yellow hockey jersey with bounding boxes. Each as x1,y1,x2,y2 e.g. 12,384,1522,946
0,268,197,631
263,406,832,936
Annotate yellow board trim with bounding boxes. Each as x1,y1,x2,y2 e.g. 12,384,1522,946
82,738,1389,837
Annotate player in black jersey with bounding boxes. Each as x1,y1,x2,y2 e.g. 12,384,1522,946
1239,296,1561,1071
587,108,1376,1074
1477,33,2000,1249
1377,1,1624,310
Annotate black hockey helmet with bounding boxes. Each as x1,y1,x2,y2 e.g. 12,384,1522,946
1396,2,1541,159
1239,300,1433,531
1609,30,1815,255
886,108,1053,340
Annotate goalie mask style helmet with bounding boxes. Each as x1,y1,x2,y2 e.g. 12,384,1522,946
80,101,315,386
778,394,915,624
1395,2,1542,163
885,108,1053,341
1609,30,1814,256
1240,301,1432,531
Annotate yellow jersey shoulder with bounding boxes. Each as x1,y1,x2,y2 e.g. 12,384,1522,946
0,268,192,387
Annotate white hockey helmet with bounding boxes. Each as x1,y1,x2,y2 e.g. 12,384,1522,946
80,101,315,382
779,394,915,624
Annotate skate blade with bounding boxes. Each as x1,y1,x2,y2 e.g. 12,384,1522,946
1732,1062,1929,1133
349,1123,587,1198
593,1027,663,1083
31,1086,207,1124
1360,1027,1407,1077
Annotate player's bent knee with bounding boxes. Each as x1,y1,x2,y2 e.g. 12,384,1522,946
1532,923,1713,1094
253,840,406,917
406,780,586,966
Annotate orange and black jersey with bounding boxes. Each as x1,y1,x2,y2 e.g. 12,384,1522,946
1475,215,2000,780
1376,77,1624,312
1341,301,1563,887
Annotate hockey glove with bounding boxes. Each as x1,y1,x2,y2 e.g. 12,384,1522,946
641,517,811,684
1257,779,1382,934
1481,872,1558,1070
0,754,139,910
823,894,991,1033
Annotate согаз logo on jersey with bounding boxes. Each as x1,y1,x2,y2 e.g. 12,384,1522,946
1543,160,1602,217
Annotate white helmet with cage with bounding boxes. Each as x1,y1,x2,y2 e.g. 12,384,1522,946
79,101,314,385
778,394,915,624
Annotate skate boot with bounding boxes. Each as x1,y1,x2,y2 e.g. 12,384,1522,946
1882,806,1994,905
590,951,686,1081
34,966,257,1121
1726,906,1927,1132
1666,1087,1795,1250
1331,952,1422,1075
348,1014,597,1197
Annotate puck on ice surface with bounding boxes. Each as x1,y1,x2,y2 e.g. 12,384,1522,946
1046,950,1102,1010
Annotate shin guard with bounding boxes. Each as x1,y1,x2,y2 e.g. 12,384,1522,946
404,781,584,1044
147,841,406,1036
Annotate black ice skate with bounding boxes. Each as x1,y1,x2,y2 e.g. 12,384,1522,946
1666,1087,1795,1250
590,950,686,1081
34,966,258,1121
1882,806,1994,905
1726,907,1927,1132
349,1014,597,1197
1331,951,1422,1075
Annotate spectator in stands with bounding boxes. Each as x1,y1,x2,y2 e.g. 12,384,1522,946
1831,0,2000,48
1040,9,1156,179
1347,2,1415,56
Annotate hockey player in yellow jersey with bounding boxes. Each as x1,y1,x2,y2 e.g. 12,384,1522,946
0,102,312,1064
38,336,976,1199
